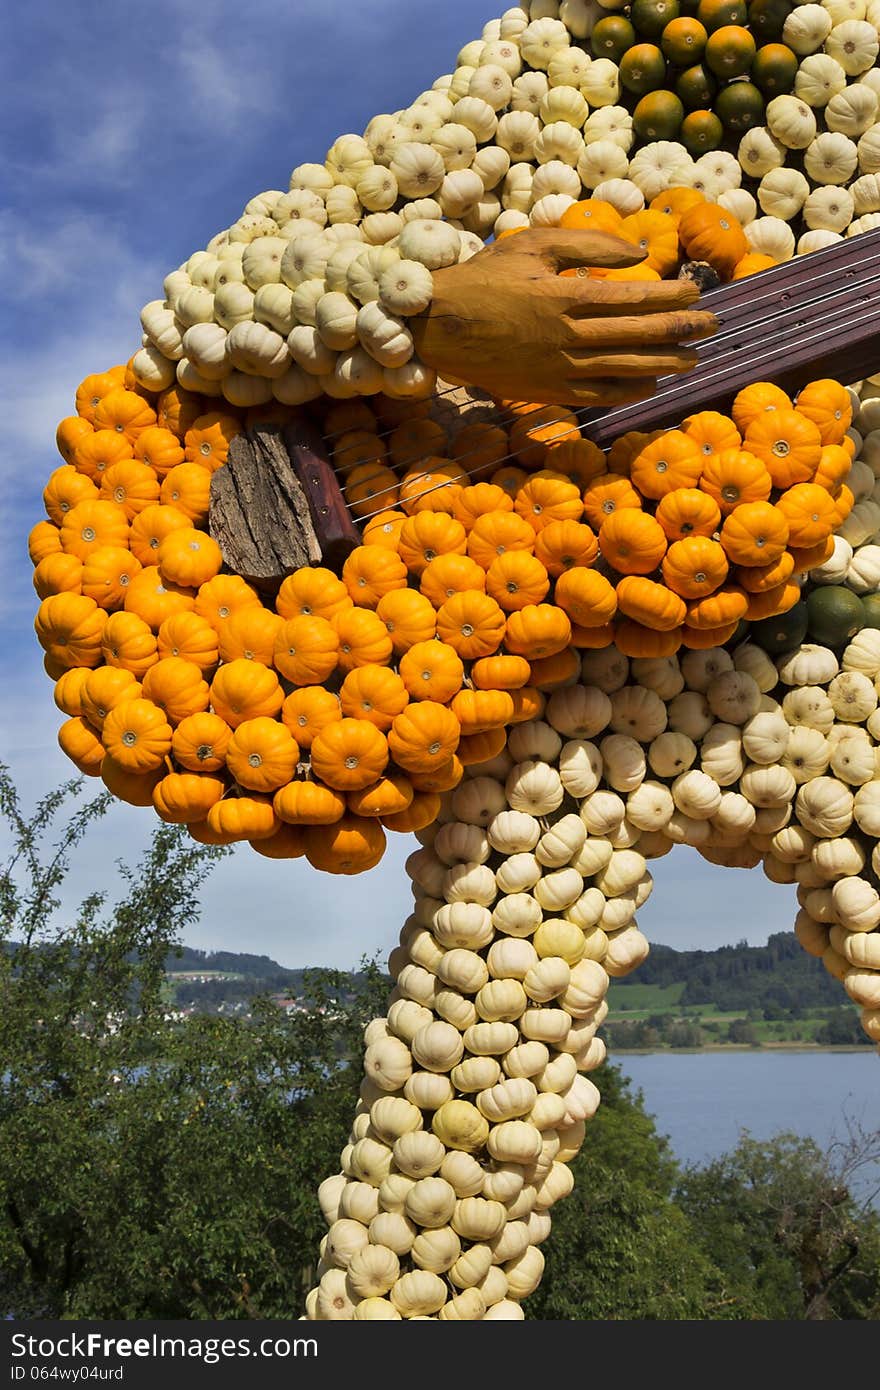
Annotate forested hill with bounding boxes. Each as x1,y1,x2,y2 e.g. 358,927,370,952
167,932,840,1016
614,932,840,1013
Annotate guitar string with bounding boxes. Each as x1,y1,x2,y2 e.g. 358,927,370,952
347,305,880,526
335,278,880,520
318,252,880,500
313,236,880,455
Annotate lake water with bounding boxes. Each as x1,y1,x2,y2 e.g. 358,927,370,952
615,1051,879,1181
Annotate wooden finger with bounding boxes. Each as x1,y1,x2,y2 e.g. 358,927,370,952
563,347,701,376
495,227,648,272
563,310,717,348
560,277,704,316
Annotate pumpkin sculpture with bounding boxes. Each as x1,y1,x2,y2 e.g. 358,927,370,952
25,0,880,1324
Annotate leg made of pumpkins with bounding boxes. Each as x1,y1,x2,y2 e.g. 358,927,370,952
302,729,654,1322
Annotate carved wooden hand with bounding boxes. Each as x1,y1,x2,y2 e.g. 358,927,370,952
409,229,718,407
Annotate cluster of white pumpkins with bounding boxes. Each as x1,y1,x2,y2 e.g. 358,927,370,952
305,566,880,1318
129,0,880,413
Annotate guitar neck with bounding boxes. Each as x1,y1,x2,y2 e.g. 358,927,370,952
577,226,880,448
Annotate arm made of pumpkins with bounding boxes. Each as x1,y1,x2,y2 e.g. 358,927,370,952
409,229,718,408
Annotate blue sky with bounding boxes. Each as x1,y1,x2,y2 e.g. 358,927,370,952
0,0,800,968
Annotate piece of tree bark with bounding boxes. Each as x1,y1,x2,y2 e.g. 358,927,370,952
410,228,717,406
209,427,323,592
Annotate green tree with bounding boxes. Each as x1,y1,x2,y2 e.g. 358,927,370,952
676,1130,880,1320
524,1066,732,1320
0,767,386,1318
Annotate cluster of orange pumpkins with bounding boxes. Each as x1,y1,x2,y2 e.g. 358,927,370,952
28,359,854,874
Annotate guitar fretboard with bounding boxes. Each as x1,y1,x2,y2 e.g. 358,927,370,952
577,226,880,448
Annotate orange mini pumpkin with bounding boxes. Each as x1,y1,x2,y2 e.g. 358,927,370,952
157,528,223,588
81,546,144,610
43,466,99,525
452,482,514,529
732,252,777,279
813,444,852,492
543,438,606,490
172,711,233,772
184,412,242,469
347,774,414,819
528,646,580,691
209,659,284,727
153,772,227,824
141,656,211,724
276,566,351,622
655,487,721,542
661,535,729,598
450,688,515,735
599,510,668,575
303,815,386,875
774,482,837,548
342,546,408,608
398,512,468,576
60,500,129,561
615,577,687,632
789,535,836,573
435,591,506,659
76,372,125,425
619,210,681,277
581,473,643,530
509,407,580,468
101,611,159,677
124,567,194,631
134,426,185,477
420,554,487,608
57,415,94,464
504,603,572,659
375,588,437,653
160,463,212,523
226,717,300,792
742,580,802,620
450,423,511,473
734,549,795,594
92,388,157,445
157,612,219,670
388,418,448,470
533,519,599,575
744,409,823,489
795,379,852,446
34,593,106,668
486,551,551,611
274,780,347,826
102,697,173,772
398,639,465,703
630,431,703,500
281,688,342,749
362,510,406,551
273,615,339,685
720,502,790,566
614,620,682,659
684,584,749,630
456,727,509,766
217,607,282,666
731,381,793,434
680,621,739,649
678,203,748,280
333,607,394,672
156,386,204,440
471,654,531,691
466,510,537,571
340,665,409,729
382,790,442,834
80,667,141,730
33,553,84,600
128,504,191,566
29,521,63,565
554,568,618,627
100,460,161,519
514,473,584,532
682,411,742,457
72,429,134,483
399,458,468,515
387,701,461,773
699,448,773,514
58,716,106,775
